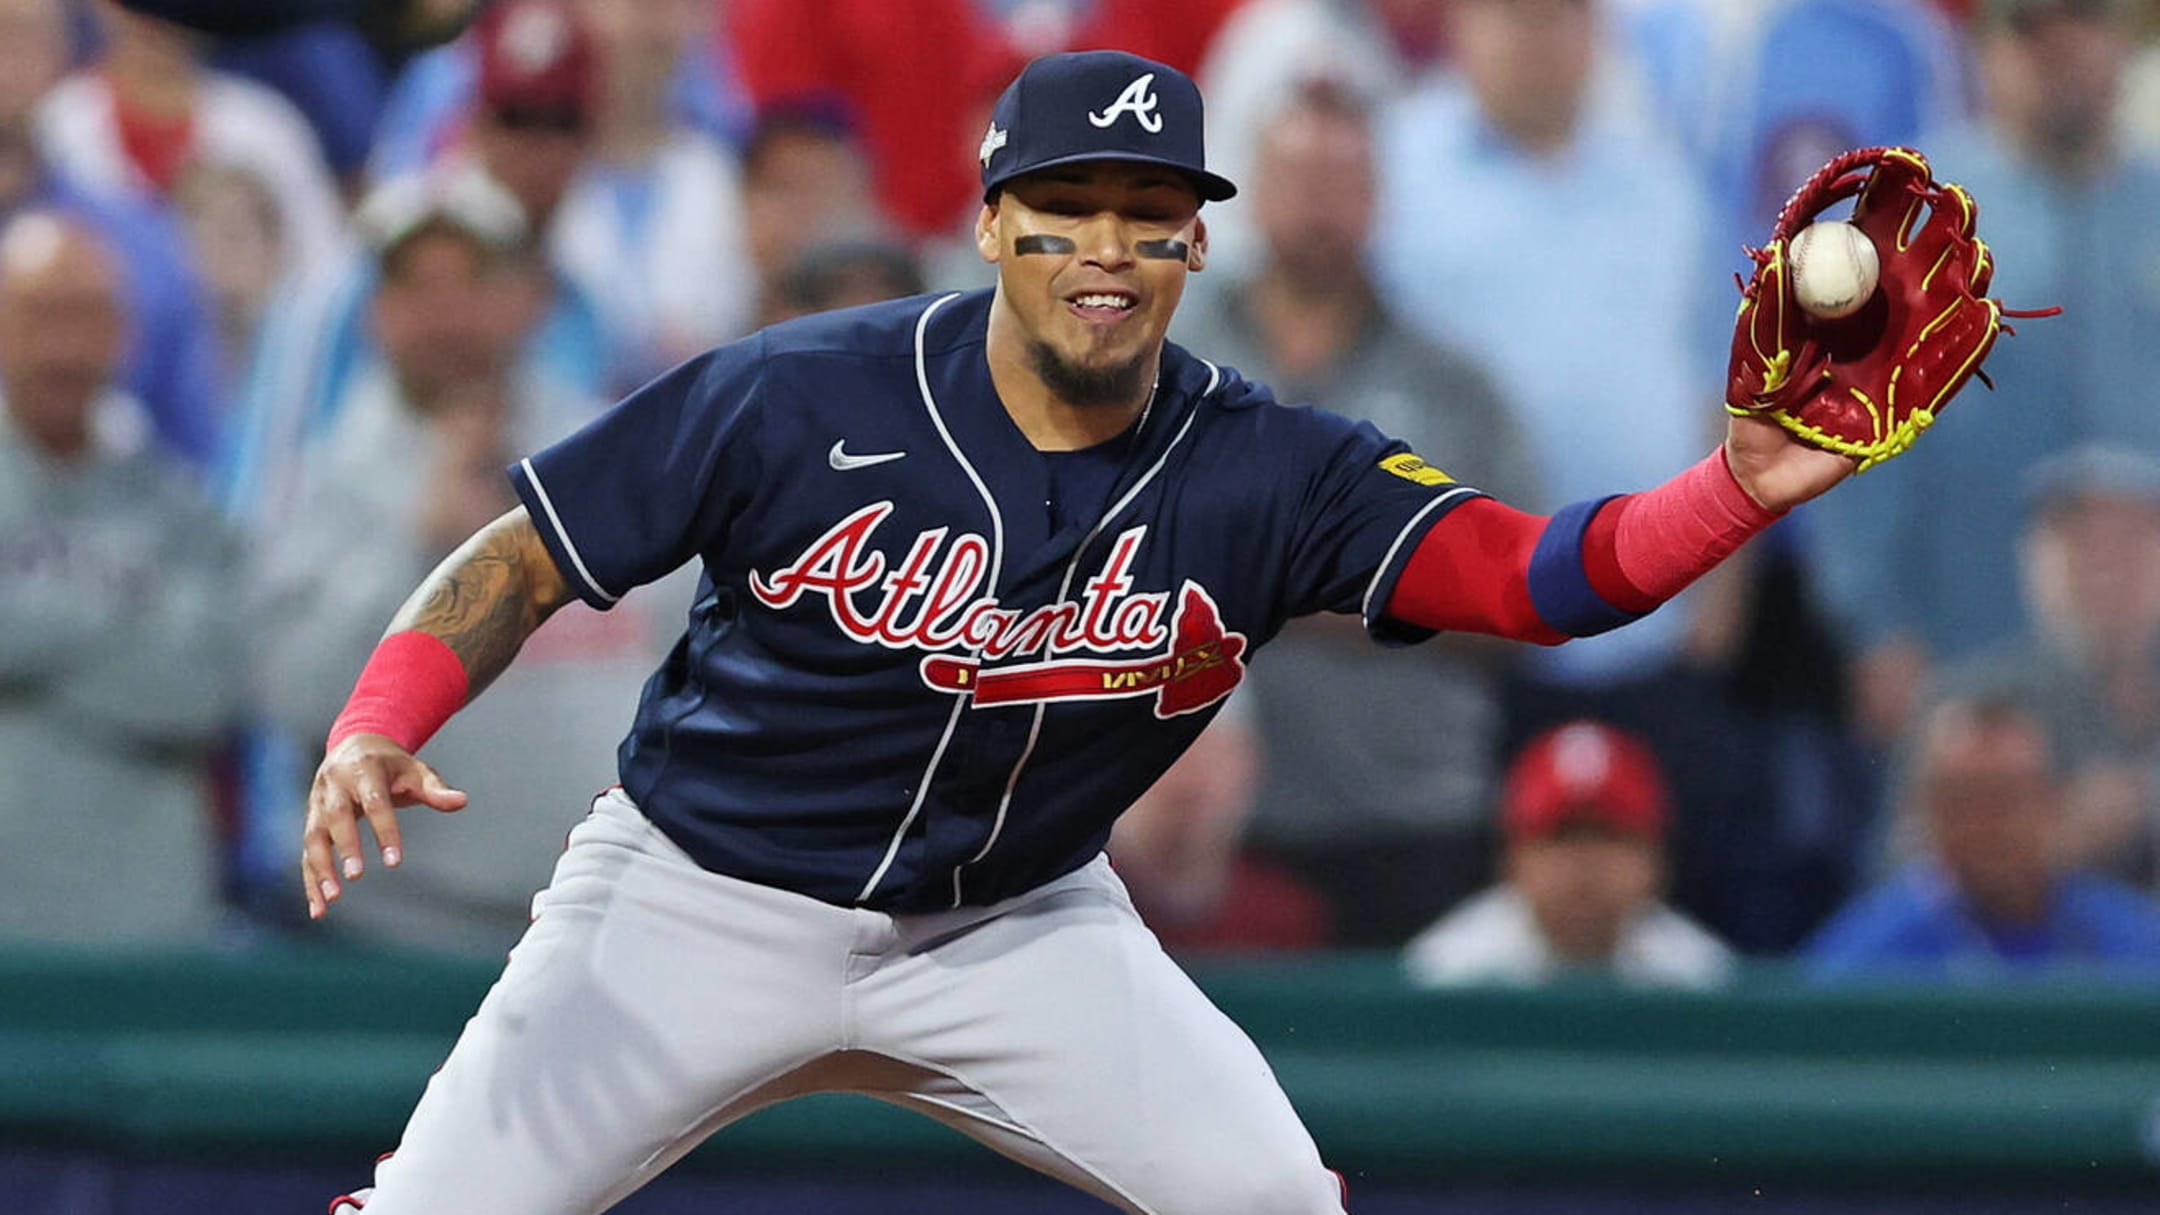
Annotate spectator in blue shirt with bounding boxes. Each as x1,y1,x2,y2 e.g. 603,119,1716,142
1807,689,2160,980
1694,0,1970,286
211,22,390,186
218,2,615,525
367,0,745,183
0,0,224,468
1373,0,1831,951
1373,0,1721,688
1809,0,2160,747
1921,446,2160,893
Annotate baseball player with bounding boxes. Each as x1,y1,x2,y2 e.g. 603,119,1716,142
307,51,2030,1215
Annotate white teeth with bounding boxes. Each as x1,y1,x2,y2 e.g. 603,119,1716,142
1073,293,1133,310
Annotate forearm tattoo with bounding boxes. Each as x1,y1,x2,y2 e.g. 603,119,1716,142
388,512,570,699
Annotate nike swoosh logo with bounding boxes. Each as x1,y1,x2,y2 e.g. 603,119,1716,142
829,440,907,471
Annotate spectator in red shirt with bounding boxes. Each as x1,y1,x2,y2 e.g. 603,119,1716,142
724,0,1012,239
1063,0,1254,76
724,0,1254,240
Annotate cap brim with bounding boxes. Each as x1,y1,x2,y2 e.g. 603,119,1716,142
986,150,1237,203
356,171,530,259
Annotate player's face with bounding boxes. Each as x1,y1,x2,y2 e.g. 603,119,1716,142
979,162,1206,407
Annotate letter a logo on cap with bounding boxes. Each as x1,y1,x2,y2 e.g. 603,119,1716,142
1088,73,1163,133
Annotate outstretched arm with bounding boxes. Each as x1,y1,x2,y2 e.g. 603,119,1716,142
1383,424,1830,643
301,506,575,920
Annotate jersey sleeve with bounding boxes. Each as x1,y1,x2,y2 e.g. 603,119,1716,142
1277,407,1484,646
508,337,766,608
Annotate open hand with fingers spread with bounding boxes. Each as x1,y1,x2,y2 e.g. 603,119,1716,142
302,733,468,919
298,507,575,921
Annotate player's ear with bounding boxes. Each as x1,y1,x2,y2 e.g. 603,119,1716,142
975,202,1001,265
1187,216,1208,273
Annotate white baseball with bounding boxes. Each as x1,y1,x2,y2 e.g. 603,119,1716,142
1788,220,1880,321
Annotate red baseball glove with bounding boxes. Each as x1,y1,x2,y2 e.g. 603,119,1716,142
1726,146,2055,472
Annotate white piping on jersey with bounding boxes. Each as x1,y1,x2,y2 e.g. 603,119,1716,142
950,358,1222,908
857,293,1002,905
857,697,968,904
1359,484,1477,623
518,456,620,605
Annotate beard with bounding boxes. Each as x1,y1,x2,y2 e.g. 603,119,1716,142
1027,338,1149,409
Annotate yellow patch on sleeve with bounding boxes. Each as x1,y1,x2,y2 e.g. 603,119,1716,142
1379,453,1454,487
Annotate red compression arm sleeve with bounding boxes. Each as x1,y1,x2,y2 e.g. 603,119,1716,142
1386,450,1780,640
325,631,470,753
1385,496,1568,644
1607,448,1782,601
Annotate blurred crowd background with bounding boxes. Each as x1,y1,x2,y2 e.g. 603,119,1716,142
5,0,2160,992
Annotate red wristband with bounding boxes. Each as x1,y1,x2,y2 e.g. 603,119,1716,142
1603,448,1782,604
325,631,471,753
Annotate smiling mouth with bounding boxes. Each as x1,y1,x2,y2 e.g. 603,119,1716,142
1066,291,1137,324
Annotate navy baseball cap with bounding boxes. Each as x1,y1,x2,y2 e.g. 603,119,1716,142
979,50,1237,204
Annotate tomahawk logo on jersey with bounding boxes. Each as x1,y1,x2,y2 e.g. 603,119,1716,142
509,289,1481,912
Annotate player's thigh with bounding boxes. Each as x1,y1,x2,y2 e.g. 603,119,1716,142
358,792,855,1215
857,862,1345,1215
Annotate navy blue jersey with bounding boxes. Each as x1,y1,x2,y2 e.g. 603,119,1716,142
509,289,1483,911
